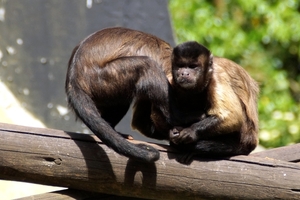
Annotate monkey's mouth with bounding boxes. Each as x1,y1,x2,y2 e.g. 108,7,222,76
177,78,195,89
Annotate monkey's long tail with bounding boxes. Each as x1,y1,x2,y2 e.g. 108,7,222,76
66,84,160,162
65,56,161,163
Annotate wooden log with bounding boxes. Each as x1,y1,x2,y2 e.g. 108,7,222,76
18,188,145,200
1,122,300,200
251,143,300,163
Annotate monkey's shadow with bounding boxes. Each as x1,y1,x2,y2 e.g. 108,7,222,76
163,143,228,165
64,131,157,190
65,131,116,183
124,159,157,188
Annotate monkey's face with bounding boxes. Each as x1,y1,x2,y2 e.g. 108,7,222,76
172,63,201,90
172,41,213,92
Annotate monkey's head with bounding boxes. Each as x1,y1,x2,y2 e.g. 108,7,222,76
171,41,213,92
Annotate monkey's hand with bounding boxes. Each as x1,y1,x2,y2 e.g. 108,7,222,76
169,127,197,144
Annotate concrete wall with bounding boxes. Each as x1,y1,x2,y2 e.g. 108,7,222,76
0,0,175,141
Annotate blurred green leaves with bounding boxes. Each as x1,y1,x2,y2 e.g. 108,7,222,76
169,0,300,148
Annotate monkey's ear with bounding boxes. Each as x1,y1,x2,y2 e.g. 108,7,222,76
209,53,213,66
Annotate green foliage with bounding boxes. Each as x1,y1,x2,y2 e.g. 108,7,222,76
169,0,300,148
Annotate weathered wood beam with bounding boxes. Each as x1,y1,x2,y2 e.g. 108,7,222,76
18,188,145,200
1,122,300,200
251,143,300,163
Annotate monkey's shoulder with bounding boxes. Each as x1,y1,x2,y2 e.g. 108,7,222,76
212,56,259,93
207,62,244,122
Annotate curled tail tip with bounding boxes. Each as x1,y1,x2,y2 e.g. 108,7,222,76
134,143,160,162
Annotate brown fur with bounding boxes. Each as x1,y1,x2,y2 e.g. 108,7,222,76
205,57,259,149
66,27,259,164
66,27,175,162
144,41,259,163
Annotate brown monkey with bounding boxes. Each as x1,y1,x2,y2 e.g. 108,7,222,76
65,27,176,162
135,41,259,163
170,42,259,161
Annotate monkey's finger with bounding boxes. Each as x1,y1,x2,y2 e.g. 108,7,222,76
170,136,181,145
178,132,197,144
174,126,184,131
169,129,180,139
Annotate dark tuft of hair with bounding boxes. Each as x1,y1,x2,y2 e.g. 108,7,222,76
173,41,211,59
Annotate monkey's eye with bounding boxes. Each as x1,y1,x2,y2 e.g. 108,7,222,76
189,64,198,69
176,64,185,69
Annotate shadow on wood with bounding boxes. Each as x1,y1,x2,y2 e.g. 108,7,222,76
1,122,300,200
18,188,146,200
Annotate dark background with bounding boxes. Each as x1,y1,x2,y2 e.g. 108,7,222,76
0,0,175,142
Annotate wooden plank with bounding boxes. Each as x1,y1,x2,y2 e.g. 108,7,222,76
1,122,300,200
251,144,300,162
0,122,168,151
17,189,145,200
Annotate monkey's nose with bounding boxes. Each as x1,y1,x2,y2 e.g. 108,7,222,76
181,72,189,76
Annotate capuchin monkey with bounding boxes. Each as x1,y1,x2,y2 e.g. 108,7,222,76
66,26,259,164
65,27,176,162
136,41,259,163
170,42,259,162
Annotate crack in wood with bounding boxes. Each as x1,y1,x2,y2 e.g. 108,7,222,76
0,128,102,144
42,156,62,165
291,189,300,193
229,156,300,170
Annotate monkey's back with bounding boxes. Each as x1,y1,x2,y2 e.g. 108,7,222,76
75,27,172,72
66,27,174,102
